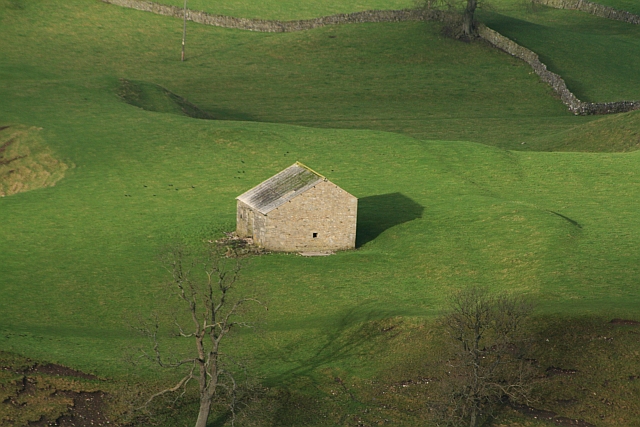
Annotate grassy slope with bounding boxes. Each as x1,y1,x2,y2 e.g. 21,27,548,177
10,0,640,151
0,0,583,150
533,109,640,152
145,0,414,20
480,1,640,103
2,94,640,423
2,0,640,371
1,0,640,425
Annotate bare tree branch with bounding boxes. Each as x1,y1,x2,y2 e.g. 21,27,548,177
431,286,535,427
137,363,195,411
136,239,264,427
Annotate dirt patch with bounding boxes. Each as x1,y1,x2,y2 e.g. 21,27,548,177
27,391,110,427
610,318,640,325
0,354,110,427
0,125,71,197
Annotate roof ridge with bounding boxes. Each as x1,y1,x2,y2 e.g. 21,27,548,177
236,163,325,214
295,161,326,181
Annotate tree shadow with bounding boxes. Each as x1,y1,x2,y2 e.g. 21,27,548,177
253,301,425,425
356,193,424,247
263,300,403,387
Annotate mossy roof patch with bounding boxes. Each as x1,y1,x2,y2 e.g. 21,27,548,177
236,162,325,214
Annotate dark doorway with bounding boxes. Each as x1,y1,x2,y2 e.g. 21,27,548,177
356,193,424,247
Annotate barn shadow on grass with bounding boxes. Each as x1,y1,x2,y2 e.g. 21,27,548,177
356,193,424,247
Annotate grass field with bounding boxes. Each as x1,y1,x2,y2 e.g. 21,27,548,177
0,0,587,150
480,1,640,103
1,0,640,425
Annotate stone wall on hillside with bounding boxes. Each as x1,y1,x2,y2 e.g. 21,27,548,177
478,25,640,115
100,0,433,32
532,0,640,25
100,0,640,115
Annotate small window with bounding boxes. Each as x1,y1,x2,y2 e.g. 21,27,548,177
312,232,318,238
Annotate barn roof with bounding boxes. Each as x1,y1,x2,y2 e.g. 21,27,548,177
236,162,326,214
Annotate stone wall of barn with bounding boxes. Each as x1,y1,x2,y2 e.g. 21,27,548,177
252,210,268,248
259,180,357,252
236,200,253,238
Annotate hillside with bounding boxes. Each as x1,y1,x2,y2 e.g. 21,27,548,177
1,0,640,425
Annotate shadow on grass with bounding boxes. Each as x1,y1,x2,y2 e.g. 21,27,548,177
210,412,232,427
256,301,424,425
264,301,406,387
356,192,424,247
117,79,257,122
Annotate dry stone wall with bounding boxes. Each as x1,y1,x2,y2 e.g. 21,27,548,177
100,0,429,32
477,25,640,115
101,0,640,115
532,0,640,25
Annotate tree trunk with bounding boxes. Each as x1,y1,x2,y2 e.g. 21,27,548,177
462,0,478,37
194,395,212,427
469,408,477,427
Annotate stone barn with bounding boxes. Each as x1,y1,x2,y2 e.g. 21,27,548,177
236,162,357,252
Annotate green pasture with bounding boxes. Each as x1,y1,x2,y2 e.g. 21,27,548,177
1,0,640,425
2,89,640,422
5,0,639,150
480,1,640,103
532,109,640,152
0,0,595,150
2,88,640,375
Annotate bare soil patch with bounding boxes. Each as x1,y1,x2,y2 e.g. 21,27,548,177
0,125,70,197
0,354,111,427
27,391,109,427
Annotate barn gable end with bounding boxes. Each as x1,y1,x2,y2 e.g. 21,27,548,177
236,162,357,252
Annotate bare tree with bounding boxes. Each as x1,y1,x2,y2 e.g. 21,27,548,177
432,286,534,427
138,240,264,427
419,0,484,38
